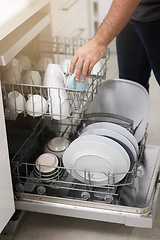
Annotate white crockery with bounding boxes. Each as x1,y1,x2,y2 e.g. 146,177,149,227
35,57,53,71
6,91,26,114
80,128,137,161
48,98,70,120
2,68,21,84
23,70,42,85
25,94,48,117
43,64,69,120
17,55,32,71
4,58,23,73
60,59,71,74
44,137,70,158
35,153,59,174
81,122,139,155
43,63,66,86
63,135,130,185
91,60,104,76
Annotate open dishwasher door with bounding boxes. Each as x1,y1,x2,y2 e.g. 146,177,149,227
0,84,15,233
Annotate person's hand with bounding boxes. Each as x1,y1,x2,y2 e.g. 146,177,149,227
69,37,107,82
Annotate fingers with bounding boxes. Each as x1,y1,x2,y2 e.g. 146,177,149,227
75,58,84,81
69,54,78,76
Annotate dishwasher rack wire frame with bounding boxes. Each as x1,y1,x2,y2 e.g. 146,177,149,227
10,116,147,206
1,36,110,121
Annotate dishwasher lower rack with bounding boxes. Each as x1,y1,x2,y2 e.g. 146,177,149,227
9,117,160,224
10,118,137,204
1,36,109,121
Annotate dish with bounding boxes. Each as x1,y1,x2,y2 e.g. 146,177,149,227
63,135,130,185
81,122,139,155
80,128,137,161
35,153,59,174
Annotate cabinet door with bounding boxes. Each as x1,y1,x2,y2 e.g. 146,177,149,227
0,84,15,233
50,0,91,38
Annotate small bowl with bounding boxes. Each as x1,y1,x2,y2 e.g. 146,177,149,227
44,137,70,158
35,153,59,175
34,157,63,177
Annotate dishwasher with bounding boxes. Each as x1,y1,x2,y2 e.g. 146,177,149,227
0,33,160,232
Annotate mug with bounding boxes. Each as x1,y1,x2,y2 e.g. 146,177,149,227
2,68,22,84
48,98,70,120
17,55,32,71
60,59,71,75
67,66,88,91
35,57,53,71
6,91,26,114
4,58,23,73
23,70,42,85
43,64,66,86
25,94,48,117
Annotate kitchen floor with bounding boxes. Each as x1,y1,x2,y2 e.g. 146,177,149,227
1,43,160,240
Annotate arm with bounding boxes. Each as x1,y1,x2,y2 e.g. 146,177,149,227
69,0,141,82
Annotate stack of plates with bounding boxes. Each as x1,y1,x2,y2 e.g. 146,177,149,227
34,153,64,183
63,122,139,186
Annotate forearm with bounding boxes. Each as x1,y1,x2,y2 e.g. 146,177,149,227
94,0,141,48
69,0,141,81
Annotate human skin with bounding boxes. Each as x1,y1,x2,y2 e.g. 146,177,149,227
69,0,141,82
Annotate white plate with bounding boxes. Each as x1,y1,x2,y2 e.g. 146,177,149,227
80,128,137,162
81,122,139,155
75,134,130,167
63,135,130,185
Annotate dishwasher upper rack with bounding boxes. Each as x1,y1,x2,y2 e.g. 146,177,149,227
10,118,143,205
1,36,109,121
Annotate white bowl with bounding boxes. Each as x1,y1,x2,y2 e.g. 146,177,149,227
35,153,59,174
44,137,70,158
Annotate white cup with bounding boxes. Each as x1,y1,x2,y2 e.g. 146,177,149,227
48,98,70,120
91,60,104,76
2,68,22,84
23,70,42,85
60,59,71,75
17,55,32,71
25,94,48,117
43,64,66,86
35,57,53,71
4,58,23,73
6,91,26,114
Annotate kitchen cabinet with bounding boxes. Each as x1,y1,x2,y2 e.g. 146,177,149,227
50,0,113,39
50,0,91,38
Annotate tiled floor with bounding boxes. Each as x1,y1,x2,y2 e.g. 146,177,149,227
1,47,160,240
